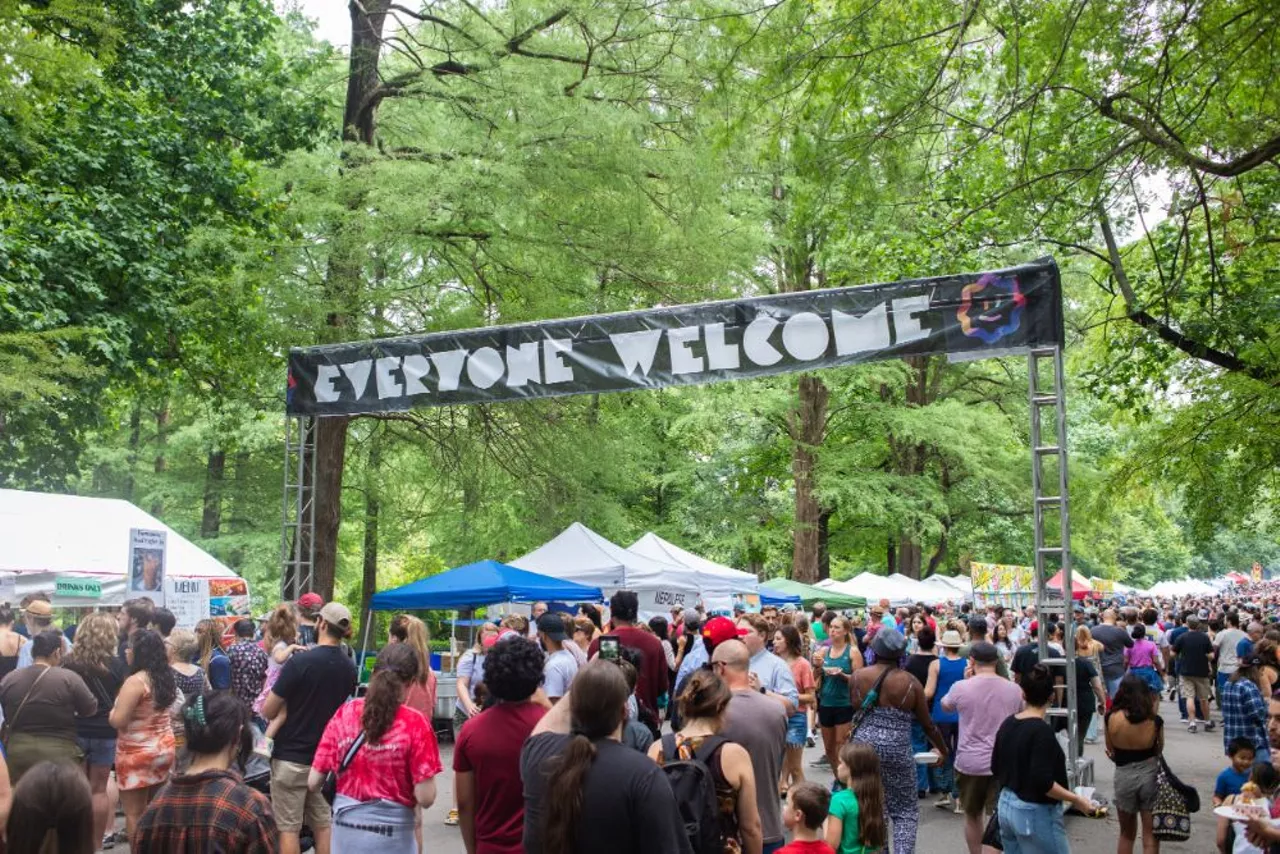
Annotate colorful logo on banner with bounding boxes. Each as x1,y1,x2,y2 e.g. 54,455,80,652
970,561,1037,606
957,274,1026,344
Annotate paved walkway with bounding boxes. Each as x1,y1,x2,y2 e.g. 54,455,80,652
113,694,1231,852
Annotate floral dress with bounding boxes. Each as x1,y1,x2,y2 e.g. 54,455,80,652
115,680,177,790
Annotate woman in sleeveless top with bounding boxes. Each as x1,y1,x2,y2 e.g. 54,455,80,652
1105,674,1164,854
0,604,26,680
925,628,967,812
109,629,179,842
812,616,864,771
851,628,949,854
649,669,762,854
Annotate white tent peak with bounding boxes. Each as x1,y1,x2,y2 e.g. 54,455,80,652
0,489,240,580
511,522,698,592
629,533,759,595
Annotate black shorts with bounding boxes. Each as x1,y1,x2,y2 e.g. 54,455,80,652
818,705,854,728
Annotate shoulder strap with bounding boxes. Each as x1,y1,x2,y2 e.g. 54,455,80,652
859,665,893,710
661,732,678,763
338,730,366,775
9,665,52,729
692,734,727,764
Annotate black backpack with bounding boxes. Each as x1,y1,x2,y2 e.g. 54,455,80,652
659,733,728,854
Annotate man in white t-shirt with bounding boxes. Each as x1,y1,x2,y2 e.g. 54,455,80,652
1214,611,1248,699
536,612,579,703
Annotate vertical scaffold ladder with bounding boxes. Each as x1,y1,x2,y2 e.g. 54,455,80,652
1029,347,1084,789
280,416,316,602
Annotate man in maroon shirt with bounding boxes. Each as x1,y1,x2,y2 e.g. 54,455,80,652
454,635,548,854
587,590,669,718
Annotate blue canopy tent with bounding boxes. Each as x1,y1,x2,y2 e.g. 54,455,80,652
360,560,604,686
369,559,603,610
758,588,803,607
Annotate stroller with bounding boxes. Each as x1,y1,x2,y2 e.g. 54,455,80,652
243,734,318,852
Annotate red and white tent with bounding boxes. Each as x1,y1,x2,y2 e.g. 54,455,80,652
1046,569,1091,600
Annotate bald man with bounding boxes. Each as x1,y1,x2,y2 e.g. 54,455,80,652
714,639,787,854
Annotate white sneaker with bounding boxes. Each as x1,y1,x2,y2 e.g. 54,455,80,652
1187,721,1197,733
935,795,953,810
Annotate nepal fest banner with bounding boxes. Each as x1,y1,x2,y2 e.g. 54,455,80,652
287,259,1063,416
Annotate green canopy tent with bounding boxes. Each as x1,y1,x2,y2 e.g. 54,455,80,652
761,578,865,609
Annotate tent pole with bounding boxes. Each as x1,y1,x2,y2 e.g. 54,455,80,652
359,608,374,681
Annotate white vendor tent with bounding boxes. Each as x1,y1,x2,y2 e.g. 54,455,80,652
1146,578,1217,597
629,533,759,598
922,574,972,598
824,572,914,606
512,523,700,612
0,489,245,606
887,573,952,604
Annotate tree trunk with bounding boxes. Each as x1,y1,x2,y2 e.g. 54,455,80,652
307,0,392,600
897,538,923,578
790,374,829,584
201,450,226,538
360,436,381,636
229,451,251,535
124,402,142,501
886,537,897,574
151,400,169,516
817,506,832,581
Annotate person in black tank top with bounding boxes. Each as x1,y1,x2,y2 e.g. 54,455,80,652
1105,674,1164,854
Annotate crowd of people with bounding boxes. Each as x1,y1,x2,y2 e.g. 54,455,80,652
0,581,1278,852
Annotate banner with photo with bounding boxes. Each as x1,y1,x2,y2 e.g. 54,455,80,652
128,528,166,606
288,259,1063,416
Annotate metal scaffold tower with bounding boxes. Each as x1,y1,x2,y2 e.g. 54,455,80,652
280,415,316,601
1028,346,1086,789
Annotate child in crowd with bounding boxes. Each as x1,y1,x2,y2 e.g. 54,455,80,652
777,782,836,854
826,742,886,854
1217,761,1280,854
1218,738,1258,805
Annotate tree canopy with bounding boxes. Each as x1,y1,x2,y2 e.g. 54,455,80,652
2,0,1275,605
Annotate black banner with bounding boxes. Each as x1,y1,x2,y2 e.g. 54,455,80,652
287,258,1062,416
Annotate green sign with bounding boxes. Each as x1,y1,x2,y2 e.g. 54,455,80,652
55,577,102,599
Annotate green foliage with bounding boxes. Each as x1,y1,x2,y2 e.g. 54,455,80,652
0,0,1272,604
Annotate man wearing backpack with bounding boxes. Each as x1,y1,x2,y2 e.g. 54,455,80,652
715,639,788,854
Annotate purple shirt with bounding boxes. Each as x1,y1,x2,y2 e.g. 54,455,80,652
1125,639,1160,669
940,675,1025,776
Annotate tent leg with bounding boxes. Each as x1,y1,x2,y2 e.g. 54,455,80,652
359,609,374,680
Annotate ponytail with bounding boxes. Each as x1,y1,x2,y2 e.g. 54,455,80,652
540,660,627,852
542,734,597,852
362,643,418,743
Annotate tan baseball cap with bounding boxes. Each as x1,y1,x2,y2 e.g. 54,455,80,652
319,602,352,635
25,600,53,619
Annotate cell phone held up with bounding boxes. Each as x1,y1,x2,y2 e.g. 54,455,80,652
599,636,620,661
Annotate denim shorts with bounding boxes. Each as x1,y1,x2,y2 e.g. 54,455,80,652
77,736,116,768
786,712,808,746
998,788,1069,854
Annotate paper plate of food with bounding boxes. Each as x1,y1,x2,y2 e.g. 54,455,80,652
913,752,939,764
1215,783,1271,821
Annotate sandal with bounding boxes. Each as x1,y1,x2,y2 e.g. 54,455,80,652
444,808,459,826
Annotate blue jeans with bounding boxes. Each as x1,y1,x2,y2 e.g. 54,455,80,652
911,720,931,792
998,789,1071,854
1105,674,1123,698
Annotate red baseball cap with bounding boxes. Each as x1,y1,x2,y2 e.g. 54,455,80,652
701,616,749,647
297,592,323,611
1029,620,1039,634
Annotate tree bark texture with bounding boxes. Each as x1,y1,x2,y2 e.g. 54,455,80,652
306,1,391,599
886,356,940,578
790,374,829,584
201,450,225,538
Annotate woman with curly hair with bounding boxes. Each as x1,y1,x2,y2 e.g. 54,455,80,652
454,635,547,854
109,629,179,841
309,643,442,853
64,612,128,845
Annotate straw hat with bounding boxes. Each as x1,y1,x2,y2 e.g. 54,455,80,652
939,629,964,648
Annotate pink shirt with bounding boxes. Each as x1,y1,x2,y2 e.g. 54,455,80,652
940,675,1025,776
1125,639,1160,669
313,700,442,807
